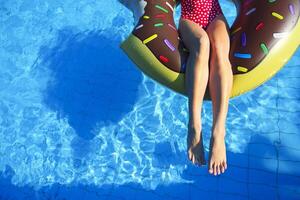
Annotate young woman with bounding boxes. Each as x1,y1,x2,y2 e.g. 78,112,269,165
179,0,233,176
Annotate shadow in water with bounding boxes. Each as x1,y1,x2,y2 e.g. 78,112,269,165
37,28,142,156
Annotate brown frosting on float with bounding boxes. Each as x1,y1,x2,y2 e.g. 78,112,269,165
132,0,188,73
230,0,300,74
132,0,300,74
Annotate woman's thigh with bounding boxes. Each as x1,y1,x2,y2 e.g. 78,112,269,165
178,18,210,54
205,14,230,61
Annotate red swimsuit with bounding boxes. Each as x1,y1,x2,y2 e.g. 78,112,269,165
181,0,223,30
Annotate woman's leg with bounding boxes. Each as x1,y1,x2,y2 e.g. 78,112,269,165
206,14,233,175
179,18,210,165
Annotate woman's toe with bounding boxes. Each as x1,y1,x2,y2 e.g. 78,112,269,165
219,163,223,174
221,164,224,173
217,163,221,175
209,162,213,174
188,151,192,161
214,163,218,175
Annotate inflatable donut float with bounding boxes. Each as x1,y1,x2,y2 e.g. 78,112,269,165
120,0,300,100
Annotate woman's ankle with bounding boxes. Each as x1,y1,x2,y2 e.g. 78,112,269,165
212,123,226,138
188,118,202,130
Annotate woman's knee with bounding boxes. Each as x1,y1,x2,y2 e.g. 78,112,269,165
211,41,230,64
210,48,231,75
191,33,210,57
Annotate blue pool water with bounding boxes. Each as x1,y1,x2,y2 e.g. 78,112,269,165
0,0,300,199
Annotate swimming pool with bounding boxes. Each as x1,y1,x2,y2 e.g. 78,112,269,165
0,0,299,199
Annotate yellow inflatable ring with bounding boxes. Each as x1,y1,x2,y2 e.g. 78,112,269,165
120,0,300,100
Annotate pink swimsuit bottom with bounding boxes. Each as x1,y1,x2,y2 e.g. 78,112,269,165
181,0,223,30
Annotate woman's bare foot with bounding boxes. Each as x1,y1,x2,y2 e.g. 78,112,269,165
187,121,206,166
208,126,227,175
